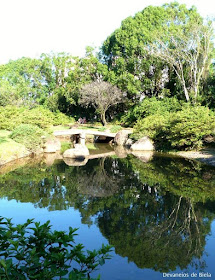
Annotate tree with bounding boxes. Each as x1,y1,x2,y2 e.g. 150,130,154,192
0,57,45,107
40,52,74,112
0,80,20,106
101,5,170,102
79,81,123,125
101,2,213,103
148,20,214,103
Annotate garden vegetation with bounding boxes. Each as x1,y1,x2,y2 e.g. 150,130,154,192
0,217,112,280
0,2,214,152
0,2,215,276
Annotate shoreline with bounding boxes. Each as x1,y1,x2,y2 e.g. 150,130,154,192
1,147,215,172
172,149,215,166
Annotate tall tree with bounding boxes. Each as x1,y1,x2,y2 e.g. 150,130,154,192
0,57,44,107
40,52,74,111
101,2,212,103
148,19,214,103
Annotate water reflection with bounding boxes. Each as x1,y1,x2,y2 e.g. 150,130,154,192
0,155,215,274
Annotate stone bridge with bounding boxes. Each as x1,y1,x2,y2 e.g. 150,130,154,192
54,129,117,145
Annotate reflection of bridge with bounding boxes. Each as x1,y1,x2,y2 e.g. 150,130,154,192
63,151,116,166
88,151,115,159
54,129,117,144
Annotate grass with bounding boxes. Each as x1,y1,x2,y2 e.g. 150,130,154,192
0,130,29,164
98,127,106,132
110,125,122,133
0,130,11,138
50,125,71,132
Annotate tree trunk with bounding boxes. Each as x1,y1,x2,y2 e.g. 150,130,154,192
101,111,107,126
183,84,190,102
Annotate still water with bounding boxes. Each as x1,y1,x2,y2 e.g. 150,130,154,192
0,150,215,280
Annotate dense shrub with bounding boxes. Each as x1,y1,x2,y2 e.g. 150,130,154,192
10,124,45,152
133,113,170,141
0,106,23,130
168,107,215,150
121,97,182,126
133,106,215,150
134,97,182,117
0,217,112,280
0,106,73,130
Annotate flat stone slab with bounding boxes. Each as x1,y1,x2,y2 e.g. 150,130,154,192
54,129,117,138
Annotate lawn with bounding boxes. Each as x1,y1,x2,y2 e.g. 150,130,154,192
0,130,29,165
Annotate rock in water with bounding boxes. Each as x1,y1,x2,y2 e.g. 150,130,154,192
131,137,154,151
114,130,130,146
43,138,61,153
63,144,89,158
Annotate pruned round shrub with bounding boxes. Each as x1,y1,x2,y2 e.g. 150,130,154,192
167,106,215,150
121,97,182,126
133,106,215,150
133,113,170,138
10,124,45,152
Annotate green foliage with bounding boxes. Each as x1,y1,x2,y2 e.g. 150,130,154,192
10,124,45,152
121,97,182,126
133,106,215,150
133,113,170,141
102,2,205,103
134,97,182,117
98,127,106,132
0,57,45,107
0,217,112,280
23,107,71,128
0,106,72,131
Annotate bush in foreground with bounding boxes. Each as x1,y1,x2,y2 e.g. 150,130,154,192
133,106,215,150
0,217,112,280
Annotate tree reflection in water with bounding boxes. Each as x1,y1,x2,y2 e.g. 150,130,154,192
0,155,215,272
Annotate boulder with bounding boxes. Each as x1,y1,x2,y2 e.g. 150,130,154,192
125,138,133,148
43,138,61,153
114,130,130,146
131,136,154,151
63,144,89,159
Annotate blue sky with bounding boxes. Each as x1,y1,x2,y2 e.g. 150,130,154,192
0,0,214,64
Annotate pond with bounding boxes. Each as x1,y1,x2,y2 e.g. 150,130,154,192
0,148,215,280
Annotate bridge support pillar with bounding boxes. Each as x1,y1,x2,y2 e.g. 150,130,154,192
79,133,86,145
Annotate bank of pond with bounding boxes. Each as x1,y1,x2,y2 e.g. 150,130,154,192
0,147,215,280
